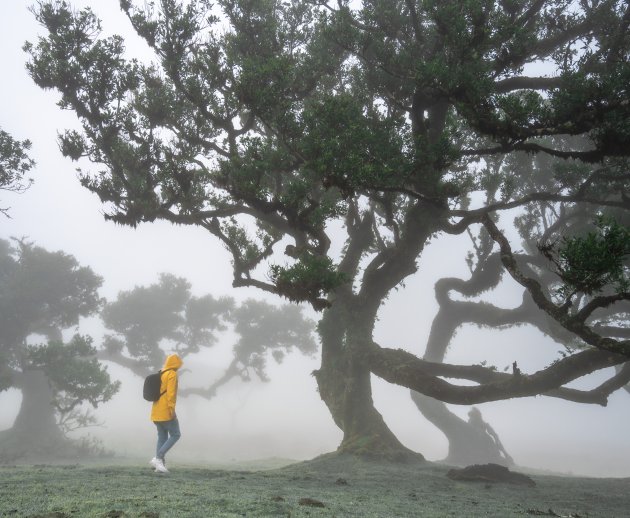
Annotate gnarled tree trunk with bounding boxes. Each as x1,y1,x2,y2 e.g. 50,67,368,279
0,370,69,463
313,305,423,461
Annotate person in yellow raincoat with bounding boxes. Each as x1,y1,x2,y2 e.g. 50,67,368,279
149,353,183,473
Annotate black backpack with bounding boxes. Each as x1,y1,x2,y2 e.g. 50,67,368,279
143,369,173,402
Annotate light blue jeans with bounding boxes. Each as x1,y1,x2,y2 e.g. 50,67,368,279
155,418,181,461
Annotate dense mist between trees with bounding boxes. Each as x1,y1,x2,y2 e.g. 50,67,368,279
1,235,628,477
1,0,629,479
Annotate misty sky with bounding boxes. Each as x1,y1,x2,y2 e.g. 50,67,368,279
1,1,629,477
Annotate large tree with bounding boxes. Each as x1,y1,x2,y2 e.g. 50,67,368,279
0,239,119,462
26,0,630,460
99,273,317,399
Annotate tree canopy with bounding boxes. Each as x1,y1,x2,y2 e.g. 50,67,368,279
26,0,630,458
0,237,103,370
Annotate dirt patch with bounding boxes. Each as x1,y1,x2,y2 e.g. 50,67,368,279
298,497,325,508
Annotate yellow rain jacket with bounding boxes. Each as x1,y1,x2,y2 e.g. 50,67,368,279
151,354,183,422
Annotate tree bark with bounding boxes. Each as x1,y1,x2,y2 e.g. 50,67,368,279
313,306,423,461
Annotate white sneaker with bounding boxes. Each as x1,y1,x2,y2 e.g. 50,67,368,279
149,457,158,469
154,457,169,473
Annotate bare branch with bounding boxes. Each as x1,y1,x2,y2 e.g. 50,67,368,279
367,341,627,404
546,362,630,405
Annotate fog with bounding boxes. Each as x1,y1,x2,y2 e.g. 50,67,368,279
1,2,629,478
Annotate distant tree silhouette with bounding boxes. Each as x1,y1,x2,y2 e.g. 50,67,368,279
0,239,119,462
100,274,317,400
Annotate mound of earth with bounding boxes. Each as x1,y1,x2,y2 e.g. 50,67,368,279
447,463,536,487
285,451,426,474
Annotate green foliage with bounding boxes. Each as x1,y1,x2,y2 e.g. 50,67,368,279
24,0,630,301
269,253,348,308
0,128,35,215
549,65,630,156
0,128,34,188
299,94,413,197
27,334,120,412
546,216,630,297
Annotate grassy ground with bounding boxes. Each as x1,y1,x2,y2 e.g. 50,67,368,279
1,455,628,517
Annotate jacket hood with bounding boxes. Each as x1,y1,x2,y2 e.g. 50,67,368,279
163,353,183,371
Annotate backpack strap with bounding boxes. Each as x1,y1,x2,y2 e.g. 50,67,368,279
157,368,176,399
